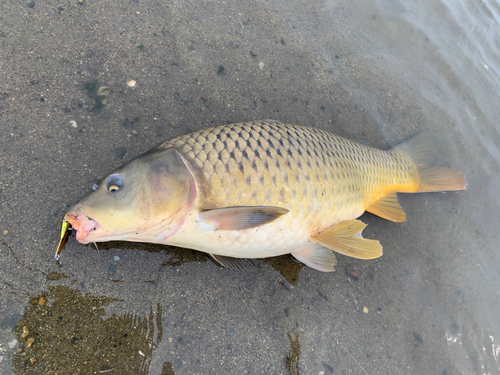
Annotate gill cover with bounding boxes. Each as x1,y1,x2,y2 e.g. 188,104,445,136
67,148,195,242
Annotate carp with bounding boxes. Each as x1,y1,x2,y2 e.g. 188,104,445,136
58,121,466,271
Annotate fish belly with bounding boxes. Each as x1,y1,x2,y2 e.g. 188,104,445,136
167,211,310,258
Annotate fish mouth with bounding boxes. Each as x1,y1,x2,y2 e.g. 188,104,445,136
64,212,101,244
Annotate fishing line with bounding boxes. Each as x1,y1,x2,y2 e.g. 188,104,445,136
310,311,370,375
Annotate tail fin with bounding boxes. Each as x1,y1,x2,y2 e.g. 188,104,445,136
394,132,467,192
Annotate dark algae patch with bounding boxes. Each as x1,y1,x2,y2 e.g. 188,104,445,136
162,247,208,267
12,286,163,374
81,80,111,111
285,329,300,375
413,331,424,347
161,361,176,374
113,146,128,159
82,79,98,93
265,255,304,285
45,271,69,281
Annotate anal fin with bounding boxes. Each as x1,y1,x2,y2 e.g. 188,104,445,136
311,219,382,260
291,243,338,272
366,192,406,222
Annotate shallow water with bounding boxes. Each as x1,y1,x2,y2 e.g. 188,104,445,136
0,0,499,374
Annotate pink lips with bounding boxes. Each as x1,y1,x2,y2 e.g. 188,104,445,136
64,212,100,243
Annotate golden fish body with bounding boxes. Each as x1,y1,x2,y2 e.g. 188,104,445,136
63,121,466,271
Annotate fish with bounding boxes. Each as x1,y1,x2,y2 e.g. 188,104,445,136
60,121,466,271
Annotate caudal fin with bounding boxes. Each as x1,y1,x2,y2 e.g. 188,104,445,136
394,131,467,192
414,165,466,192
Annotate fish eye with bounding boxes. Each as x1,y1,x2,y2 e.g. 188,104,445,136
105,174,124,193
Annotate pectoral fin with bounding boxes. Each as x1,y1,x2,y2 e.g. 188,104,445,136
311,220,382,259
200,206,289,230
210,254,259,271
366,192,406,222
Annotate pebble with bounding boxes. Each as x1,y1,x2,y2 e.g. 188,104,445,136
21,327,29,339
345,265,359,280
0,355,3,363
37,296,47,306
26,338,35,347
29,357,37,365
363,306,368,313
127,80,136,88
113,255,120,261
2,230,7,236
8,339,18,349
70,120,77,128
